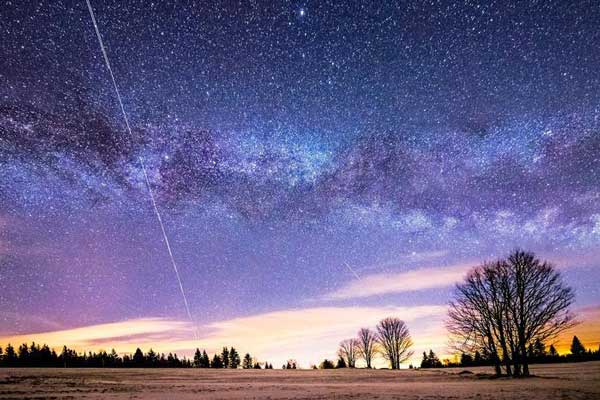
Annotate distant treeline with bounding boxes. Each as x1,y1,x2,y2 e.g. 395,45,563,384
419,335,600,369
3,250,599,372
0,344,274,369
322,250,599,375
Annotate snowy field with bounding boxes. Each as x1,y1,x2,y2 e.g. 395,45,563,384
0,361,599,399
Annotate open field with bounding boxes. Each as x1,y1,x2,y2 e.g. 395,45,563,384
0,361,599,399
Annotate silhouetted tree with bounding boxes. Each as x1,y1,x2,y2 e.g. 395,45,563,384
4,344,17,366
357,327,377,368
211,354,223,368
242,353,253,369
447,250,576,377
336,356,347,368
376,317,414,369
463,353,477,367
337,338,359,368
166,353,176,367
429,350,441,368
319,359,335,369
158,353,166,367
194,348,202,367
18,343,29,365
201,350,210,368
570,336,586,356
221,347,230,368
421,349,442,368
505,251,575,376
533,339,546,360
147,349,158,367
473,350,483,366
132,348,145,366
447,261,508,376
60,345,72,368
229,347,241,368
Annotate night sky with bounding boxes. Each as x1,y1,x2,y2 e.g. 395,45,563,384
1,1,599,366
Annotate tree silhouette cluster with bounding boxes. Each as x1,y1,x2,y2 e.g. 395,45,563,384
0,343,275,369
420,350,443,368
318,359,335,369
447,250,574,376
422,336,600,368
334,317,413,369
521,336,599,364
0,344,192,368
447,250,577,376
282,359,297,369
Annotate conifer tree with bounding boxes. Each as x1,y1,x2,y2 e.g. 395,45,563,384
336,356,347,368
211,354,223,368
242,353,253,369
133,348,145,365
420,351,429,368
201,350,210,368
571,336,586,356
4,344,16,366
460,352,473,367
428,349,442,367
229,347,241,368
221,347,230,368
194,348,202,367
473,351,482,365
147,349,158,367
534,339,546,358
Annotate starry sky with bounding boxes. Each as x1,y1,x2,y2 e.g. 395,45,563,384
1,1,599,366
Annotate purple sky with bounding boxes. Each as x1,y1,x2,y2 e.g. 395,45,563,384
1,0,599,366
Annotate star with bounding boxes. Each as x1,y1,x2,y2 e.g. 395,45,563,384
0,0,598,368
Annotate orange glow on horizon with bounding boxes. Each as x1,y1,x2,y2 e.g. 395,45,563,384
2,304,598,367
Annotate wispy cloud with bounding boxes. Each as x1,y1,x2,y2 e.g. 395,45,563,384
2,303,597,366
323,249,600,302
323,263,473,300
0,305,447,367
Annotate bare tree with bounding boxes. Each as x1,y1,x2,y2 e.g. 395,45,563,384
447,262,504,376
337,339,359,368
357,328,377,368
504,250,576,376
375,318,413,369
447,250,576,377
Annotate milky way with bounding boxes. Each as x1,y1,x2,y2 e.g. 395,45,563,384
0,0,599,351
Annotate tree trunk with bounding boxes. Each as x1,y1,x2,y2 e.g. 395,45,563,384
492,352,502,376
512,353,521,377
520,342,530,376
497,326,512,376
502,354,512,376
